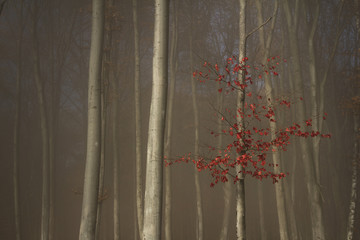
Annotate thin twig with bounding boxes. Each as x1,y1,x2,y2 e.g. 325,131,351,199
246,16,273,40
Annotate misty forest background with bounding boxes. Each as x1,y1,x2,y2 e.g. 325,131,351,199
0,0,359,239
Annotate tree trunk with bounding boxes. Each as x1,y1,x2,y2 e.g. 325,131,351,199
346,2,360,237
255,1,289,239
142,0,169,239
32,2,50,239
346,115,359,240
236,1,246,239
78,0,105,239
218,87,232,240
113,80,120,240
95,1,113,237
281,0,325,239
164,1,178,239
13,1,24,239
235,0,246,240
189,31,204,240
132,0,143,238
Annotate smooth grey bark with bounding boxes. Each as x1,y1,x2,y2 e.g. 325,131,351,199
255,1,289,239
13,1,24,239
164,1,178,239
257,182,267,240
95,1,113,237
346,2,359,237
306,0,344,186
306,0,321,184
346,115,359,240
78,0,105,239
113,81,120,240
32,2,50,239
236,1,246,239
132,0,143,238
189,32,204,240
281,0,325,239
218,89,232,240
142,0,169,239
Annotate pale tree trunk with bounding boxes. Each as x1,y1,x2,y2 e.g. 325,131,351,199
307,0,345,186
307,0,321,184
255,1,289,239
257,182,267,240
13,1,24,239
113,76,120,240
164,1,178,239
95,1,113,238
281,0,325,239
190,31,204,240
32,2,50,239
218,89,232,240
236,1,246,239
78,0,105,239
346,115,359,240
132,0,143,238
346,2,360,237
142,0,169,239
279,33,299,240
112,43,122,240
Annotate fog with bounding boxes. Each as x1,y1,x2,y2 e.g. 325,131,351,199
0,0,359,239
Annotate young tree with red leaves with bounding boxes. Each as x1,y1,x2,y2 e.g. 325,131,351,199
167,55,331,239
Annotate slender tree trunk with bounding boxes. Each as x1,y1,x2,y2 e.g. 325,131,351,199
218,87,232,240
78,0,105,239
255,1,289,239
113,79,120,240
164,1,178,239
346,115,359,240
132,0,143,238
257,182,267,240
32,2,50,239
307,0,321,184
189,32,204,240
13,2,24,239
281,1,325,239
236,1,246,239
142,0,169,239
95,1,113,237
218,90,232,240
95,57,108,240
346,2,360,237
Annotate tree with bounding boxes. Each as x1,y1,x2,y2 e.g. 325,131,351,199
346,2,360,237
171,54,331,240
132,0,143,238
281,0,325,238
32,1,50,239
189,10,204,240
255,1,290,239
13,1,24,239
142,0,169,239
78,0,105,239
236,1,246,238
164,0,178,239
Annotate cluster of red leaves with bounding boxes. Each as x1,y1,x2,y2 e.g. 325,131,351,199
167,56,331,187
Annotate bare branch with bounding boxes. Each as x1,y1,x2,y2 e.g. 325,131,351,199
246,16,273,40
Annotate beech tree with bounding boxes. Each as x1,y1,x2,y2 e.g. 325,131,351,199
78,0,105,239
132,0,143,238
13,1,24,239
164,0,178,239
142,0,169,239
32,2,51,239
169,55,331,239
